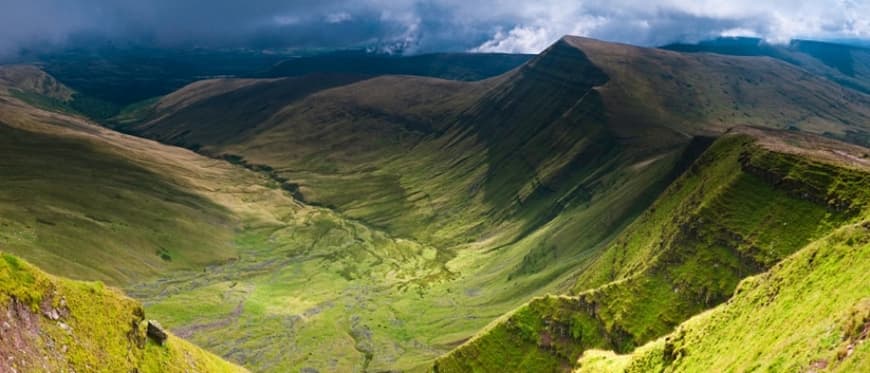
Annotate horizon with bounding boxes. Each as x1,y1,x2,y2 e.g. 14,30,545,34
7,34,868,62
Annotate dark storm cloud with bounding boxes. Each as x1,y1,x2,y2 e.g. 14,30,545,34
0,0,867,59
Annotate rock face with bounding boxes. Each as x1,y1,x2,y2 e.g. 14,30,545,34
146,320,168,345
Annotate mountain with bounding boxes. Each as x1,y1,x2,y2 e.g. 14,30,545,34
0,252,246,372
264,51,533,81
434,127,870,371
663,37,870,95
127,35,870,247
1,34,869,372
27,46,529,120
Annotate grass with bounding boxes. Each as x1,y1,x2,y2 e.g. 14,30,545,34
0,252,246,373
434,133,870,371
0,123,238,284
577,220,870,372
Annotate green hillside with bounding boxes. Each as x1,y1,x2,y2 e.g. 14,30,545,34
577,221,870,372
0,252,246,373
433,128,870,372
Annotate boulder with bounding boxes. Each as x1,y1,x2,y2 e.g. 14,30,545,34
146,320,168,346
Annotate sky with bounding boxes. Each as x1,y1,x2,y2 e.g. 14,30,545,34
1,0,868,58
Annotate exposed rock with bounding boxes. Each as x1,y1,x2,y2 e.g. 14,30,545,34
146,321,168,346
43,309,59,321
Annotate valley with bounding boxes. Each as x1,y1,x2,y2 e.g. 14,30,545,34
0,34,867,373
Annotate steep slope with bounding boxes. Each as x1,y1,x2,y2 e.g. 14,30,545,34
124,36,870,294
0,70,255,284
565,36,870,145
577,221,870,372
0,65,74,101
0,252,245,372
434,128,870,372
124,43,707,370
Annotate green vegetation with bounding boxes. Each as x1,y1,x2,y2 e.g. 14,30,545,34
0,252,245,372
434,133,870,371
0,123,238,284
577,220,870,372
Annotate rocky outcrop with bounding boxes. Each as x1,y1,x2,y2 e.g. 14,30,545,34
147,320,169,346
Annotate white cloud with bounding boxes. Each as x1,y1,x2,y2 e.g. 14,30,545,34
469,0,870,52
720,27,761,38
472,26,552,53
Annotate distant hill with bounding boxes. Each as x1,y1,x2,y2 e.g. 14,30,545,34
663,37,870,94
28,46,529,120
29,46,291,118
264,51,532,81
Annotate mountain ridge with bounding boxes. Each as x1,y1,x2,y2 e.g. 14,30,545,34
434,127,870,372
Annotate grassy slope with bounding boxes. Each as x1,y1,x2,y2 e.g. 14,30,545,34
0,252,245,373
577,221,870,372
0,77,259,284
433,130,870,372
564,37,870,146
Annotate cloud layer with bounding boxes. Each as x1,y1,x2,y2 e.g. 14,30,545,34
1,0,867,58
